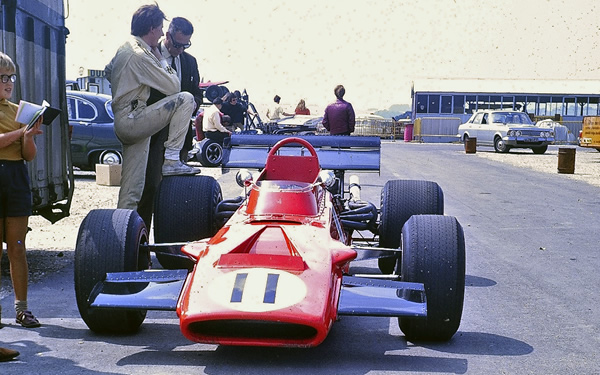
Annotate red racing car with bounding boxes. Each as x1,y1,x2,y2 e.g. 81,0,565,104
74,136,465,347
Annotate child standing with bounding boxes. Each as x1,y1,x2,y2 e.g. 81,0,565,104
0,52,43,328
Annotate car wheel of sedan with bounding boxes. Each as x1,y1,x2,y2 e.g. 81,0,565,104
98,150,122,165
494,136,510,153
154,175,222,269
196,138,223,167
378,180,444,274
399,214,465,342
532,145,548,154
74,209,150,333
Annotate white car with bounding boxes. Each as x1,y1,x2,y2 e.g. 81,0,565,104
458,110,554,154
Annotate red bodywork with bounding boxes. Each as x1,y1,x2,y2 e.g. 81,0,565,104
177,138,356,347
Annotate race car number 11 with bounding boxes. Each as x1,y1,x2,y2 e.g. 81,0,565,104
208,268,307,312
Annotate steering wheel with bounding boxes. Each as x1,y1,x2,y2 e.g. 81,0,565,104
267,137,318,158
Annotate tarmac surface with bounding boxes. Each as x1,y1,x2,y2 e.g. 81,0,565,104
1,141,599,374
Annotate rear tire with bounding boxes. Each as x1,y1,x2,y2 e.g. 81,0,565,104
399,215,465,342
74,209,150,333
154,175,222,269
378,180,444,274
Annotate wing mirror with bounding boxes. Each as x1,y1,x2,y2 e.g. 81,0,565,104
236,169,254,187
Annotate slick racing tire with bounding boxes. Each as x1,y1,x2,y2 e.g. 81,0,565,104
154,175,222,269
399,215,465,342
378,180,444,274
74,209,150,334
196,138,223,167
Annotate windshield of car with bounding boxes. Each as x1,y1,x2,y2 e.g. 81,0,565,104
490,112,533,125
255,180,313,191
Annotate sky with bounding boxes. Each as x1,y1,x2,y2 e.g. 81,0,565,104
64,0,600,115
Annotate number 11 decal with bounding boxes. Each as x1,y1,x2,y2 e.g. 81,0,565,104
230,273,280,304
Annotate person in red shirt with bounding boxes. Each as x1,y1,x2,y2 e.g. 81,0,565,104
295,99,310,115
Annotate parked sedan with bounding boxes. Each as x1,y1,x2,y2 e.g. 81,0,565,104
68,90,122,170
458,110,554,154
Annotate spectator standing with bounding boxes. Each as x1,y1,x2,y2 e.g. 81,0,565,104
105,4,199,211
137,16,202,229
266,95,293,120
0,52,43,328
295,99,310,115
323,85,355,135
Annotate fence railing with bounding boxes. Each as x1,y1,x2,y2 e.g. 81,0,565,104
353,118,404,139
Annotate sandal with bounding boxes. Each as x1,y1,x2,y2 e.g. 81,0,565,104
16,310,41,328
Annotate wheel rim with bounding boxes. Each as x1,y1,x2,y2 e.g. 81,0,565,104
206,143,223,163
100,150,122,165
495,138,506,152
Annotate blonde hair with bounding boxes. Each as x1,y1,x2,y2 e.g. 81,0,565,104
296,99,306,110
0,52,16,73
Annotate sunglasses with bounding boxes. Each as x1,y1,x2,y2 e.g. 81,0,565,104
0,74,17,83
169,33,191,49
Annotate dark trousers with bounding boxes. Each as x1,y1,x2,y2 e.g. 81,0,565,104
137,126,168,229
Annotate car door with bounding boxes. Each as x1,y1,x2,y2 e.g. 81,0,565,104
68,95,100,167
477,113,495,145
465,112,483,139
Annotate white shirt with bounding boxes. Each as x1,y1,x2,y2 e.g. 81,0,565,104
202,104,228,133
159,42,181,81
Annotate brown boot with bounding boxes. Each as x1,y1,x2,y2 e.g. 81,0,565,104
0,347,20,362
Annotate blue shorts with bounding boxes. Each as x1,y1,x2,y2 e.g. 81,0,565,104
0,160,32,218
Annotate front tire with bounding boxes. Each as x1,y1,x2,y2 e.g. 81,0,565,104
378,180,444,274
154,175,222,269
399,215,465,342
532,145,548,154
74,209,150,333
494,136,510,153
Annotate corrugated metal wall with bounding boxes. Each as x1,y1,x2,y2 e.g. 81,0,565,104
1,0,72,222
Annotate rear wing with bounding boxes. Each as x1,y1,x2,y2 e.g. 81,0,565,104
222,135,380,172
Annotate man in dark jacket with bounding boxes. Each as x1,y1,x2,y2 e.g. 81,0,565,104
323,85,355,135
138,17,203,229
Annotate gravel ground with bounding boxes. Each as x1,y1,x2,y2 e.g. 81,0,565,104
0,164,224,298
2,144,599,297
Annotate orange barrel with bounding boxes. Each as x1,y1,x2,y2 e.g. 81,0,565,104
557,148,576,174
464,137,477,154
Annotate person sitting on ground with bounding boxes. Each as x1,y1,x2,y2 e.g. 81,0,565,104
295,99,310,115
266,95,293,120
202,97,231,144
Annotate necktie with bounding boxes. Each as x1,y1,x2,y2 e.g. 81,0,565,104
171,56,177,71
